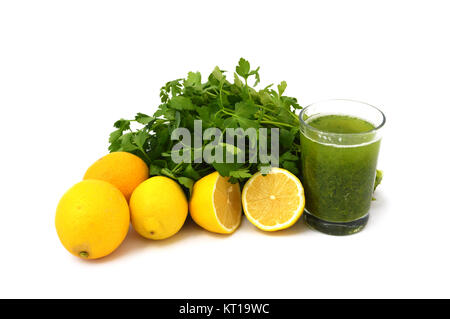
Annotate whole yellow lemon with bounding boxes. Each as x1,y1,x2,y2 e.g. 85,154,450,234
84,152,149,201
55,180,130,259
130,176,188,240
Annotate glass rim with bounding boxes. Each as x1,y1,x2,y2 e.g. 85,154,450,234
299,98,386,136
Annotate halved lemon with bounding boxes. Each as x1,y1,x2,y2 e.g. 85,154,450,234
242,167,305,231
189,172,242,234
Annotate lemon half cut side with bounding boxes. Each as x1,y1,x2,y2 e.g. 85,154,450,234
242,167,305,231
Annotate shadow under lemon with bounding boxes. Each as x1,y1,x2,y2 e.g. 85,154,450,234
81,216,199,264
87,214,309,264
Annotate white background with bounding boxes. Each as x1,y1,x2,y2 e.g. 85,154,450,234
1,0,449,299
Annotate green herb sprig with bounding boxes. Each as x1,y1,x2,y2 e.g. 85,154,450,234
108,58,303,192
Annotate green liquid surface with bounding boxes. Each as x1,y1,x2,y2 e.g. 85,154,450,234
300,114,380,223
307,114,375,133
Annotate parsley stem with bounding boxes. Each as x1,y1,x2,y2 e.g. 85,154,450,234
138,147,151,163
218,80,226,109
172,162,183,173
289,110,300,123
258,106,265,125
260,120,295,128
256,104,276,112
219,109,234,117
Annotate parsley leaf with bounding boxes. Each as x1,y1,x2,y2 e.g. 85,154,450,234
236,58,250,78
169,96,195,111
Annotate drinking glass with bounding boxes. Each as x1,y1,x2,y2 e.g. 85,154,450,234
299,99,385,235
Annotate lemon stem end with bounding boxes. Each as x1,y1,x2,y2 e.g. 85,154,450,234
79,251,89,258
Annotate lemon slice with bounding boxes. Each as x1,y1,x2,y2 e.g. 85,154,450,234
189,172,242,234
242,167,305,231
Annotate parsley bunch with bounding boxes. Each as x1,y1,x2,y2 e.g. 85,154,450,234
108,58,302,192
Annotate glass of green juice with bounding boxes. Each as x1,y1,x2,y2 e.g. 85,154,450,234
299,99,385,235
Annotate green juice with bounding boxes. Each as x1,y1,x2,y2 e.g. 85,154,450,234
300,114,380,226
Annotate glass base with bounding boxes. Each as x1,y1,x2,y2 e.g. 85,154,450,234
304,211,369,236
